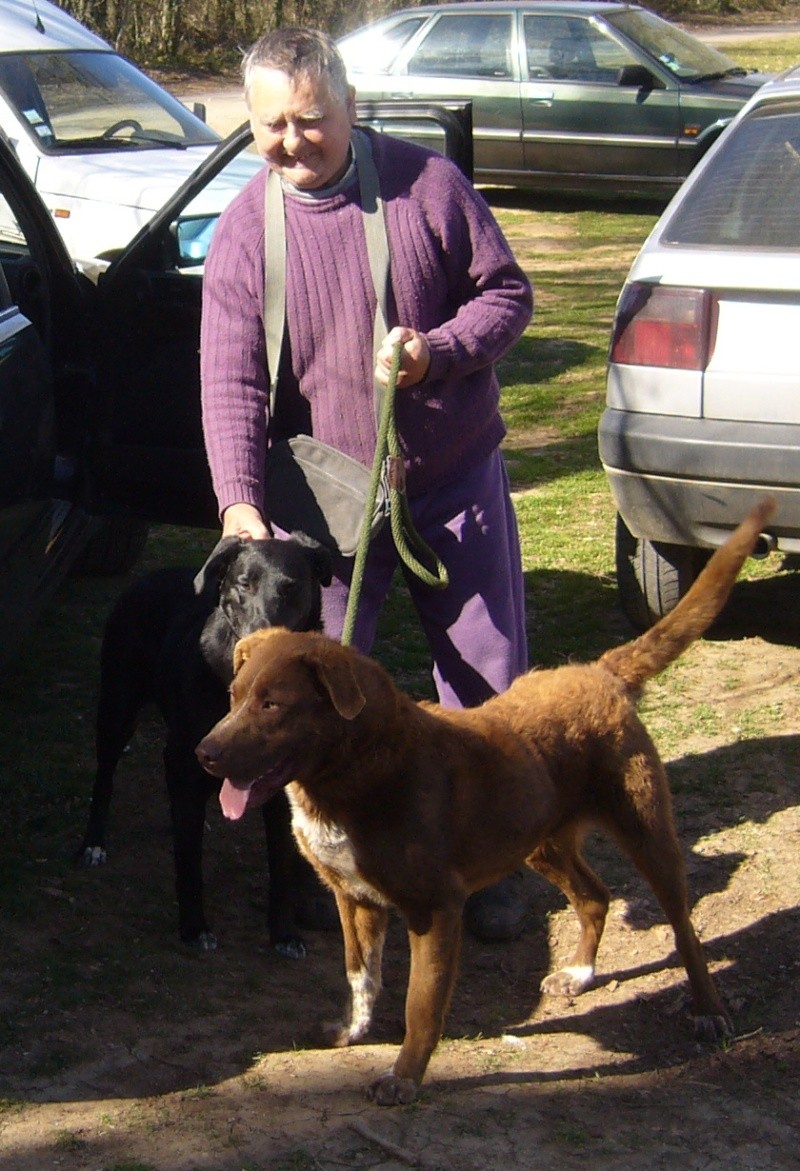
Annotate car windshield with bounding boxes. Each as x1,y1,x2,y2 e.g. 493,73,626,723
0,50,219,151
663,103,800,249
606,8,743,81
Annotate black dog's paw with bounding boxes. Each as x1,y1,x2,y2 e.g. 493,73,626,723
183,931,218,952
273,934,308,960
76,844,107,867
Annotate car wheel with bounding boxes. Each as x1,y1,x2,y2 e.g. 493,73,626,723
615,513,710,631
73,517,149,577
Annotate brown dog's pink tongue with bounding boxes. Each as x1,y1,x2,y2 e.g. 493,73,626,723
219,779,251,821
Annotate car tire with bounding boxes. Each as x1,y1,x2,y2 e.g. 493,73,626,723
615,513,710,631
73,516,149,577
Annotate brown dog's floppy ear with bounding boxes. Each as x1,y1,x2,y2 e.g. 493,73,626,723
233,629,280,674
310,646,366,720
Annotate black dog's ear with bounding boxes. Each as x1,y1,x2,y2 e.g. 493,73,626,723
193,535,244,597
289,530,333,587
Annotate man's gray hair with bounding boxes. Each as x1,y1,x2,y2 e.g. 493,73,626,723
242,26,350,102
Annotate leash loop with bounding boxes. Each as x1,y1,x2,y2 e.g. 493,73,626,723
341,342,449,647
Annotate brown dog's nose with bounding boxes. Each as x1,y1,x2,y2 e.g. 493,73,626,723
195,736,220,772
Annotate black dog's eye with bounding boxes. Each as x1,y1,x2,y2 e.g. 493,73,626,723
261,698,279,711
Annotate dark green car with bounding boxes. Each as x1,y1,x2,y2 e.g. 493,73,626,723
339,1,770,197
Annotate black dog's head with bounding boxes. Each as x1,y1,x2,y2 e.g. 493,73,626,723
194,533,332,682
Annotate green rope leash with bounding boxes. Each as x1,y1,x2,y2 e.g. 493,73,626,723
341,341,449,647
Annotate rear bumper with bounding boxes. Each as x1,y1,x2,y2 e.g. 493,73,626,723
598,409,800,550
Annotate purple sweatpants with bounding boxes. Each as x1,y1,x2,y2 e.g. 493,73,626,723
321,448,528,708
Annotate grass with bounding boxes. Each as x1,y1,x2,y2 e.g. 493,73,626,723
728,37,800,73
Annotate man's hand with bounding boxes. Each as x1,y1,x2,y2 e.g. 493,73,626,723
221,502,272,540
376,326,430,389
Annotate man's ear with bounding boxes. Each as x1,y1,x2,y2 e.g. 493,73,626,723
346,83,357,123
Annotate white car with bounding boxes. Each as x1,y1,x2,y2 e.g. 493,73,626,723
599,66,800,629
0,0,255,265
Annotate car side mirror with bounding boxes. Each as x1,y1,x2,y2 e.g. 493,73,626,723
173,214,219,267
617,63,663,90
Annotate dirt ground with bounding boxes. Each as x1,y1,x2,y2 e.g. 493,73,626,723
1,562,799,1171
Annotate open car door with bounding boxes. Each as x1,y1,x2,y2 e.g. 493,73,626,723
86,123,258,530
0,131,97,656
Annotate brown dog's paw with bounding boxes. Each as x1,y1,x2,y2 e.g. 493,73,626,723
540,964,594,998
366,1071,417,1106
694,1011,733,1043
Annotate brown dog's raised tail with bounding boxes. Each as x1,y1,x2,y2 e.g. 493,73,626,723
599,497,776,694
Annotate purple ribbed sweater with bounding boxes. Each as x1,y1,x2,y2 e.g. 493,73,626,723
200,129,532,516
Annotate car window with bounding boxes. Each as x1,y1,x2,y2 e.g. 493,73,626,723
407,14,514,80
663,105,800,248
0,50,218,151
0,261,10,311
340,16,427,73
0,184,50,343
524,15,635,82
167,144,262,269
606,8,738,81
0,189,26,251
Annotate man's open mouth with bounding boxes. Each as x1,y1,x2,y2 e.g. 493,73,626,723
219,760,294,821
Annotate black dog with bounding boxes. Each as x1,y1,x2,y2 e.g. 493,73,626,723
77,533,332,956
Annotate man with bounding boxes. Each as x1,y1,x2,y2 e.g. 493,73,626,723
200,27,533,940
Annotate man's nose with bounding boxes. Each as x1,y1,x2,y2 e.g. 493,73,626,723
282,120,304,152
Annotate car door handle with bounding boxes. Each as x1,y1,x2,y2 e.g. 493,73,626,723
527,91,554,104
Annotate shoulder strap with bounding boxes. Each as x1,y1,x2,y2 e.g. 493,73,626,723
264,129,392,423
264,168,286,420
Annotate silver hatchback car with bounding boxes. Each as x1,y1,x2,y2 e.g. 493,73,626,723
599,67,800,629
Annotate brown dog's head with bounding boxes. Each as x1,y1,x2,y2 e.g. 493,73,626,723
232,628,366,720
196,628,369,820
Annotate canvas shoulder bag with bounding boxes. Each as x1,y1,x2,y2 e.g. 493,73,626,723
262,131,392,558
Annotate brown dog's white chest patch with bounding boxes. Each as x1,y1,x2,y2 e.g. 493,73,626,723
287,790,389,907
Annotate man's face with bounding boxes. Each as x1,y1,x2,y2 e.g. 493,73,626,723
247,66,356,190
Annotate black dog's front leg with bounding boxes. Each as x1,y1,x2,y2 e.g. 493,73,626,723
262,792,307,959
165,745,217,950
77,637,155,866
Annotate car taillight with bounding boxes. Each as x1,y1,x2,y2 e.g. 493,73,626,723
609,283,716,370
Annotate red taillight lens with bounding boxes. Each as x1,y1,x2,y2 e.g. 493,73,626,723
609,283,715,370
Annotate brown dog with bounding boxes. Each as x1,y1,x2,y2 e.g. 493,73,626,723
197,498,775,1105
